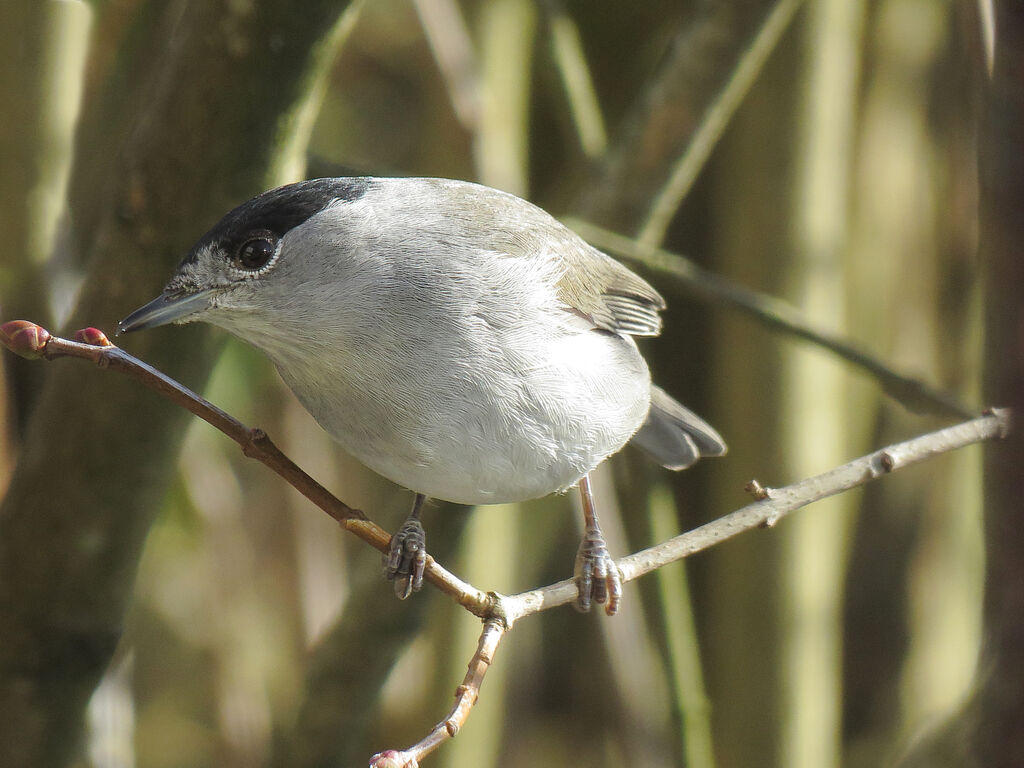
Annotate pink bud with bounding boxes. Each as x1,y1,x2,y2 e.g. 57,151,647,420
74,327,113,347
369,749,418,768
0,321,51,359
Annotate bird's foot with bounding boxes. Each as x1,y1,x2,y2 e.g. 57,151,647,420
384,516,427,599
574,525,622,616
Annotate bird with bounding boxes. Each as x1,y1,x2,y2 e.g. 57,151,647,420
118,177,726,614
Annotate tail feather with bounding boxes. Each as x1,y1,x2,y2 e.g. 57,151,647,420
630,384,727,470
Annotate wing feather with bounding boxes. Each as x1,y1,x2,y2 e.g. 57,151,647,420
555,243,666,338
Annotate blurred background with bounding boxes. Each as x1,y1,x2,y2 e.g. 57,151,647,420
1,1,1019,767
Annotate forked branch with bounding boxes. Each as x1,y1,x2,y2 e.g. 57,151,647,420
1,320,1010,768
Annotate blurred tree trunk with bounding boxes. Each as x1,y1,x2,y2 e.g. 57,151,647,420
977,3,1024,766
0,0,353,764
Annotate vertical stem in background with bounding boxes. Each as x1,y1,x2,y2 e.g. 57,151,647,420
779,2,863,767
438,6,535,766
543,0,607,159
583,464,672,766
840,2,986,758
636,0,805,249
437,505,518,768
27,1,93,323
650,485,716,768
854,0,985,737
0,1,92,445
704,30,797,768
473,0,535,195
0,0,88,329
268,1,364,186
412,0,480,133
978,4,1024,765
274,1,364,646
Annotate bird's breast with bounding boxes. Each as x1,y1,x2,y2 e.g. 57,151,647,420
270,305,651,505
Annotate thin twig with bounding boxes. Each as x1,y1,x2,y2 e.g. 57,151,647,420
0,321,493,618
370,619,507,768
1,321,1009,767
500,408,1010,620
564,219,977,420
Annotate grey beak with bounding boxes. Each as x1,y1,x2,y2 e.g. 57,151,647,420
117,289,216,334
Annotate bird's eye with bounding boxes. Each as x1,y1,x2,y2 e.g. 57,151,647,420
235,237,277,271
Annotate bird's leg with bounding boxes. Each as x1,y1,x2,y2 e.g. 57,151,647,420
574,474,622,615
385,493,428,599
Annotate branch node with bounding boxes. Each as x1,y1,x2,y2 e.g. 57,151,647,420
871,451,896,475
745,479,771,500
986,407,1013,439
243,427,269,458
485,592,514,629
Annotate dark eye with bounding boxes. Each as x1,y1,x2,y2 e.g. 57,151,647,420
235,237,276,271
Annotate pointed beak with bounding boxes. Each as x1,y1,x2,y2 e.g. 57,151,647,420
117,288,217,335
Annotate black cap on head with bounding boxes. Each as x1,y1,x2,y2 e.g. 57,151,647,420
182,177,374,265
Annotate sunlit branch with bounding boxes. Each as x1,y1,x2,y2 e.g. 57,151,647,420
0,321,493,618
370,619,506,768
499,408,1009,621
2,320,1008,768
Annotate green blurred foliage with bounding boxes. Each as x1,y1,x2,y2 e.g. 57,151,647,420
0,1,997,767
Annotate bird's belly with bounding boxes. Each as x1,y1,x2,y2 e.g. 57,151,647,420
279,329,651,505
360,430,590,505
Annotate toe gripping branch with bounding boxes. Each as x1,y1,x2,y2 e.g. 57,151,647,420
574,474,623,616
385,493,428,599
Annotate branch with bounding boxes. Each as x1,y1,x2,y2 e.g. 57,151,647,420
565,218,976,420
370,619,507,768
0,321,493,619
498,408,1010,621
2,321,1009,767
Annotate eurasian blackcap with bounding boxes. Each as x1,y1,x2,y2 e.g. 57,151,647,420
119,177,726,614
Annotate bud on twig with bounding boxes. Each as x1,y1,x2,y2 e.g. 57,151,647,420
73,327,113,347
0,321,51,359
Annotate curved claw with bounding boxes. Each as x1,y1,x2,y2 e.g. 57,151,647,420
384,517,427,599
574,528,622,616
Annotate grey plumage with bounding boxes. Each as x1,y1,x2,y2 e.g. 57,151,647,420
119,176,728,613
631,385,727,470
119,177,726,501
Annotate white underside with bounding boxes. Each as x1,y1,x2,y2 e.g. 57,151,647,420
205,184,654,504
271,315,650,505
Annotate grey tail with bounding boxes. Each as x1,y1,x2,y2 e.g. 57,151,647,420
630,385,727,470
